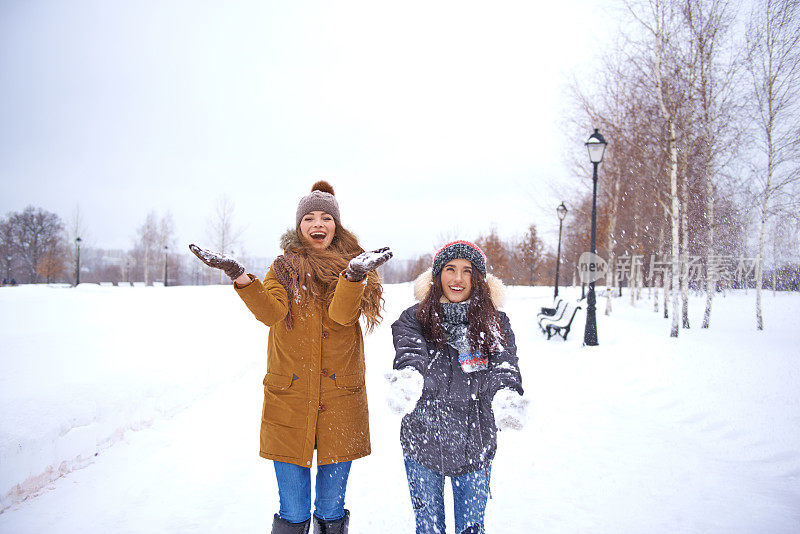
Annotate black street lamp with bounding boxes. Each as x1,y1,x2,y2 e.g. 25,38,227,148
163,245,169,287
75,237,82,286
584,129,607,346
554,202,568,299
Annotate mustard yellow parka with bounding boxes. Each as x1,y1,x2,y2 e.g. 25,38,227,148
235,266,370,468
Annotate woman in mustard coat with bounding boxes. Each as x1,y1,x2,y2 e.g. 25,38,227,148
190,181,391,534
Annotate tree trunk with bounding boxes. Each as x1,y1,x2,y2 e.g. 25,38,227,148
654,283,659,313
637,266,643,301
702,176,715,328
144,246,149,286
605,163,621,315
680,169,690,329
605,253,614,315
631,259,637,306
656,223,665,314
756,199,768,330
669,122,681,337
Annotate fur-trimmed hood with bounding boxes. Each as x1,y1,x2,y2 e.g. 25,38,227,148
413,268,506,308
280,228,302,252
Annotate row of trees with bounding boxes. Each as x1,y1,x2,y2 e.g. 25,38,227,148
561,0,800,333
0,197,266,287
0,201,560,290
0,205,179,286
3,199,796,301
380,226,553,285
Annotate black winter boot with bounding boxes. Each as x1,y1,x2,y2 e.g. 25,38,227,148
312,509,349,534
271,513,310,534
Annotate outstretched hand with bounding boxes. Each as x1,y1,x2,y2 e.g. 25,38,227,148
385,368,423,415
188,244,246,281
345,247,393,281
492,389,530,431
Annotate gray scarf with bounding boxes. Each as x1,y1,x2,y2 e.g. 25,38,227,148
441,301,488,373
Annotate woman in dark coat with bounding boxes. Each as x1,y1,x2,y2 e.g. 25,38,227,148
389,240,526,534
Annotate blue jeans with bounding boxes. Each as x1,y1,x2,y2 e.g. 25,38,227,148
273,460,351,523
403,454,491,534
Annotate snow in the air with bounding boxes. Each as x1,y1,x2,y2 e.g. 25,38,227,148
1,283,799,533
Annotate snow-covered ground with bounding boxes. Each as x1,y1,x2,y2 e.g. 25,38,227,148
1,283,798,533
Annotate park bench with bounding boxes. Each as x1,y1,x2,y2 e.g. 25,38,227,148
537,299,567,330
539,301,583,341
538,298,563,318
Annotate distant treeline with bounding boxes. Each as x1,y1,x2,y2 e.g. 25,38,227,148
2,205,798,291
0,205,270,287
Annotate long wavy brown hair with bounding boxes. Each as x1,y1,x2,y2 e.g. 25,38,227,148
416,268,505,355
273,225,384,332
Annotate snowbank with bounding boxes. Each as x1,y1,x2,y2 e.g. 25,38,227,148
1,283,799,532
0,284,262,510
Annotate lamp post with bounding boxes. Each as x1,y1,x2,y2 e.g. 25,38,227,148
554,202,568,299
583,129,607,346
75,237,82,286
163,245,169,287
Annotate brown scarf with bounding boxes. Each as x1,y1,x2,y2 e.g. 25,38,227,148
272,230,383,331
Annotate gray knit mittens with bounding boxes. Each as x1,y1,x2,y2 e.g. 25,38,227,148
189,244,246,281
345,247,393,281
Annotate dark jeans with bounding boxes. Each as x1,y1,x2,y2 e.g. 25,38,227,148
403,454,491,534
273,460,352,523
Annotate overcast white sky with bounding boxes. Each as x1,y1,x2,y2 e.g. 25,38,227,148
1,0,617,260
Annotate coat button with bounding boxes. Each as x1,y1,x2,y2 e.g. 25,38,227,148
321,368,329,376
322,331,329,339
319,404,326,412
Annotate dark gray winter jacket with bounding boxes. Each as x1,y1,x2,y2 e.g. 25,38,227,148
391,303,523,477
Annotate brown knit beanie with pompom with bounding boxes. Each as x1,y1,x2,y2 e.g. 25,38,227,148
295,181,340,227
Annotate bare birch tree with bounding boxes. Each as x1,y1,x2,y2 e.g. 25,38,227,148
206,196,245,284
135,211,159,285
678,0,743,328
626,0,689,337
564,0,755,337
746,0,800,330
159,212,176,285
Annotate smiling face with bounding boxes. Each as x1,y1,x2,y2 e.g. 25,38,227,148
440,258,473,303
299,211,336,250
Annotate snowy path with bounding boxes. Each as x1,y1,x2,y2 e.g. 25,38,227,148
1,284,799,532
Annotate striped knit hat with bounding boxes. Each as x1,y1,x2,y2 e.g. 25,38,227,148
432,240,487,277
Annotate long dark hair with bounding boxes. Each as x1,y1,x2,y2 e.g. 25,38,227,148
416,268,505,355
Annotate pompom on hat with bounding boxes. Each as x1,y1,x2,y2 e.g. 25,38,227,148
432,240,487,277
296,180,340,227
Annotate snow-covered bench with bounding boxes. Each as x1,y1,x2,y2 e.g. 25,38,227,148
538,298,563,319
540,302,582,340
537,299,567,330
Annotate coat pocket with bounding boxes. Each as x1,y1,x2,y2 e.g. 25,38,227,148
262,372,301,428
263,372,294,391
334,372,365,392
